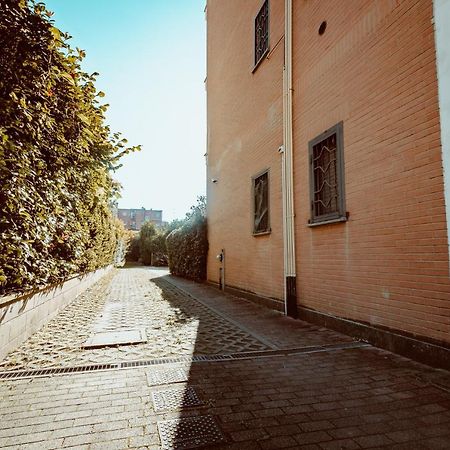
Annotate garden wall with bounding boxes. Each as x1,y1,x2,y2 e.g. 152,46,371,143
0,266,112,362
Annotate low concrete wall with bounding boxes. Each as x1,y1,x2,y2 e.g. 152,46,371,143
0,266,113,362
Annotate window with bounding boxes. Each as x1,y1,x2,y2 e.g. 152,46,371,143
253,170,270,234
308,122,346,225
254,0,269,67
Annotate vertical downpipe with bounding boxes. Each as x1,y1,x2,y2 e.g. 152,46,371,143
217,249,225,291
221,248,225,291
281,0,298,318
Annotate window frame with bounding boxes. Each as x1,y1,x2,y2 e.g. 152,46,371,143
253,0,270,71
252,169,271,235
308,122,347,226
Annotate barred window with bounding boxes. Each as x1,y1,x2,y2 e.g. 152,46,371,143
308,122,346,225
253,170,270,234
254,0,269,67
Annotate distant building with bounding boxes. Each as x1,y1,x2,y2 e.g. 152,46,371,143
118,208,163,230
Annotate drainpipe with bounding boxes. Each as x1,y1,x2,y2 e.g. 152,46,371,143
281,0,298,318
216,249,225,290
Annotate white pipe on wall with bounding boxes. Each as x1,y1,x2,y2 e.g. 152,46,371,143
281,0,297,316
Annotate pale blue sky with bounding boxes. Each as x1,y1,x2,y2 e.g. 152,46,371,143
44,0,207,222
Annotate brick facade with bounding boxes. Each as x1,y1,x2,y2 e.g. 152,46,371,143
206,0,285,302
206,0,450,345
118,209,163,231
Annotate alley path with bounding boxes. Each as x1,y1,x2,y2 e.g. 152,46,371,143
0,267,449,449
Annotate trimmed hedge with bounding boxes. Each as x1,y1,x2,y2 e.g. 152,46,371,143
0,1,138,294
128,222,167,266
166,198,208,281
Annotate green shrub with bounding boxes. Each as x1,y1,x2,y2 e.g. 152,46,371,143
126,223,167,266
126,233,141,262
139,222,166,265
0,1,139,294
166,197,208,281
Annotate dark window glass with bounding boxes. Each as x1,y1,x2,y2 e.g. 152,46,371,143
309,122,346,224
253,171,270,234
255,0,269,66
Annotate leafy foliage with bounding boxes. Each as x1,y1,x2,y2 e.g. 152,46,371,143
166,196,208,281
0,0,139,294
126,222,168,266
139,222,168,266
113,219,132,267
126,232,141,262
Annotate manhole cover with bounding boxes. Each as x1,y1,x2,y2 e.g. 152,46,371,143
82,329,147,349
152,387,203,412
146,368,188,386
157,415,225,449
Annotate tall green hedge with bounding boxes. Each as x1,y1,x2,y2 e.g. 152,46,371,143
0,1,139,294
166,197,208,281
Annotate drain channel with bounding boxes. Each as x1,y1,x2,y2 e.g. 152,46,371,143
0,341,369,380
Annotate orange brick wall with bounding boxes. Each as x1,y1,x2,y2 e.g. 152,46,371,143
206,0,285,301
292,0,450,344
206,0,450,344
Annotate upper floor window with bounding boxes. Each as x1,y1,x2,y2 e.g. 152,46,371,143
253,170,270,234
308,122,347,225
254,0,269,67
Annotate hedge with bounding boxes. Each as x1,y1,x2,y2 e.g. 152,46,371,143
0,1,139,294
166,197,208,281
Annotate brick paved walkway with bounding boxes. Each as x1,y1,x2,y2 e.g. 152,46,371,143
0,266,449,449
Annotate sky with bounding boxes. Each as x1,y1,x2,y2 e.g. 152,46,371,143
44,0,207,222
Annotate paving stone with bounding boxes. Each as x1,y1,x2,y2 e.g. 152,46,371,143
319,438,360,449
259,435,299,448
265,424,302,437
387,429,424,443
146,368,188,386
89,439,129,450
158,415,225,449
294,430,333,445
21,439,65,450
230,428,269,442
353,433,394,448
151,386,203,412
299,420,335,432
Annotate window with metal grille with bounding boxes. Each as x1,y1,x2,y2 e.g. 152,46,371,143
308,122,346,225
254,0,269,67
253,170,270,234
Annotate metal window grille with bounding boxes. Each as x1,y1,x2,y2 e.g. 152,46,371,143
309,122,346,224
253,171,270,234
255,0,269,66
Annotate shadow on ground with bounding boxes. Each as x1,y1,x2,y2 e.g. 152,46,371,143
147,269,450,449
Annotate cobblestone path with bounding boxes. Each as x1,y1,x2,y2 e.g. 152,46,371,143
1,266,449,449
0,268,271,371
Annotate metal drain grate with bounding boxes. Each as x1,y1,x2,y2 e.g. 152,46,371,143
0,363,120,380
157,415,225,449
147,368,188,386
0,341,370,380
152,386,203,412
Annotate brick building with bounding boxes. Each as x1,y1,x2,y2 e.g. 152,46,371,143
118,208,163,231
206,0,450,363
